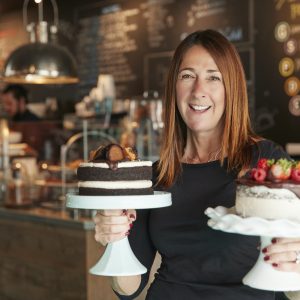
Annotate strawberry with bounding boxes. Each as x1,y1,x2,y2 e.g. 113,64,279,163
252,168,267,182
267,158,292,182
291,168,300,182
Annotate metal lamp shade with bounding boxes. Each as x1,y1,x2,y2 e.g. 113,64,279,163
3,43,79,84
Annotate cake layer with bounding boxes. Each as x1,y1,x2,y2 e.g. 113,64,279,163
78,180,152,189
79,187,153,196
79,161,152,168
77,165,152,181
236,185,300,222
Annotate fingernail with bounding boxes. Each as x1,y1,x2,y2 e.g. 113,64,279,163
125,231,130,236
129,223,133,229
262,247,268,253
271,238,277,244
272,263,278,267
264,256,270,261
130,214,135,220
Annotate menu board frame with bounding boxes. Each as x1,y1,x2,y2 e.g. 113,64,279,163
74,0,254,99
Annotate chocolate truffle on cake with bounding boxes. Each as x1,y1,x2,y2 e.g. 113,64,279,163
77,144,153,196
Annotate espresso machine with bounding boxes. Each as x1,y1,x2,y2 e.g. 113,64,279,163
128,90,163,161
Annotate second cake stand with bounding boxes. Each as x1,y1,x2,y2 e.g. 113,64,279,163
67,191,171,276
205,206,300,291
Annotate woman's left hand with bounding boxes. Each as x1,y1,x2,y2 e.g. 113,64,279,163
262,238,300,273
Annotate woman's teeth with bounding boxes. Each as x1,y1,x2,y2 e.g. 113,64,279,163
190,104,211,112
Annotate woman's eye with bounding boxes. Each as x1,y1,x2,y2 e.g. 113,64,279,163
179,73,195,80
208,75,221,81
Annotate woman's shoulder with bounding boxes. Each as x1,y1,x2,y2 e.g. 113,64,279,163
256,139,280,154
251,139,290,162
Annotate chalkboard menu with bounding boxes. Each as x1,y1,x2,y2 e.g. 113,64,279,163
75,0,253,99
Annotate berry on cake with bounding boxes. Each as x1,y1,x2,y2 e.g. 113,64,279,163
77,144,153,196
236,158,300,221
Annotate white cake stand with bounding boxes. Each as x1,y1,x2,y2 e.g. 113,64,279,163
205,206,300,291
66,191,171,276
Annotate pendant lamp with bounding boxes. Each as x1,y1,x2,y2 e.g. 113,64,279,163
3,0,78,85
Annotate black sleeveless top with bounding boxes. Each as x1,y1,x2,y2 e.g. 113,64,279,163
117,140,290,300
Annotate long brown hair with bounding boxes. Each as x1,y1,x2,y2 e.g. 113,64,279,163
157,29,261,188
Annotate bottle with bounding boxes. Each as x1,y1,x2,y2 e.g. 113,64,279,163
5,162,31,207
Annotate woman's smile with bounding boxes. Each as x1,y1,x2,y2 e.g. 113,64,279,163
188,103,212,113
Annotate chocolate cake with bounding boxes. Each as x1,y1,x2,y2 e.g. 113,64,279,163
77,144,153,196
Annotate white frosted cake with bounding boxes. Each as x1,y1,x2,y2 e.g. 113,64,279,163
236,158,300,222
236,183,300,221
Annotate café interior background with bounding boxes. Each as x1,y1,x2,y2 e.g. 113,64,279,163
0,1,299,299
0,0,300,162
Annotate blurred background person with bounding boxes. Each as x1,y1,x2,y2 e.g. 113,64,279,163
1,84,40,122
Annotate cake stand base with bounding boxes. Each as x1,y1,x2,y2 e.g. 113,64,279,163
90,237,147,276
244,236,300,291
205,206,300,291
67,192,172,276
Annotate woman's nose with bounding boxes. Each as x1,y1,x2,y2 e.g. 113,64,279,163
192,78,206,97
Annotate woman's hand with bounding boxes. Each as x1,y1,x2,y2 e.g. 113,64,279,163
93,209,136,246
262,237,300,273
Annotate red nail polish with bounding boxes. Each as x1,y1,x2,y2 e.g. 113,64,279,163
271,238,277,244
262,247,268,253
129,223,133,228
130,214,135,220
264,256,270,261
272,263,278,267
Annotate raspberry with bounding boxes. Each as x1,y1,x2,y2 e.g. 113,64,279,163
291,168,300,182
252,168,267,182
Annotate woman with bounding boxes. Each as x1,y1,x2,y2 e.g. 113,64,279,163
94,30,299,299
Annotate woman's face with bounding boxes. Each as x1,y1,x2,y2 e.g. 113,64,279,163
176,45,225,137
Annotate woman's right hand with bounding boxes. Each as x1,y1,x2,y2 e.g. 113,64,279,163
93,209,136,246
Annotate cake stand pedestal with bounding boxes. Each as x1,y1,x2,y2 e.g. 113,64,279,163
66,191,171,276
205,206,300,291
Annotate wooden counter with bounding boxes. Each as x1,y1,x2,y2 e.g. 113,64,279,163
0,206,117,300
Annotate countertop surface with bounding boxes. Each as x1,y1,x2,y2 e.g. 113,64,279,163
0,203,95,230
